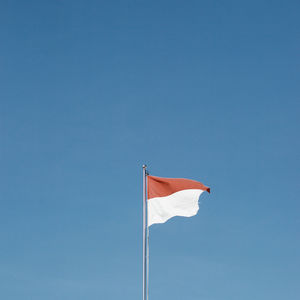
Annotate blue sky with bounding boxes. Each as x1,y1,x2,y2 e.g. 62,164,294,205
0,1,299,299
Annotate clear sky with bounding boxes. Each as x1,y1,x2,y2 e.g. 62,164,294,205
1,1,299,299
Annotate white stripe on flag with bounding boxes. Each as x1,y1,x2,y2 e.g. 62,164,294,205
148,189,204,226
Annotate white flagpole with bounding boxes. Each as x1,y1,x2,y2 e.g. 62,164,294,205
142,165,149,300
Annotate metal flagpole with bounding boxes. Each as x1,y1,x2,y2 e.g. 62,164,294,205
146,173,150,300
142,164,149,300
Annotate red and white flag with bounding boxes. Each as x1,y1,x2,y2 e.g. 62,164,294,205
147,176,210,226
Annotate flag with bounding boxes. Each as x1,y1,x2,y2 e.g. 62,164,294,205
147,175,210,226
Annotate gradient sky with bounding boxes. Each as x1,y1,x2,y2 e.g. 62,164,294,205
1,1,299,299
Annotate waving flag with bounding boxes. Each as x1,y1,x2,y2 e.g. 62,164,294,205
147,175,210,226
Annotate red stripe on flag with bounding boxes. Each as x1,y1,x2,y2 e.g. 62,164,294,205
148,176,210,199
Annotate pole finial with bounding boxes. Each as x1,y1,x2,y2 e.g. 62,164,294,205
142,164,147,169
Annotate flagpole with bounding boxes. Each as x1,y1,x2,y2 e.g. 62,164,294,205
142,164,149,300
